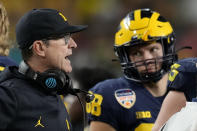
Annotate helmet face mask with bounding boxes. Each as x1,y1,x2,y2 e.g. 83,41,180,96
114,8,177,83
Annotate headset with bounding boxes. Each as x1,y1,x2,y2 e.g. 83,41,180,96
18,60,94,102
18,60,72,94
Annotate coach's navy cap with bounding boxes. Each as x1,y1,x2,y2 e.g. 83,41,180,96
16,8,88,49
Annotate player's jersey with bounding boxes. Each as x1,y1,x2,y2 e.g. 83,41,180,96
0,56,17,72
168,57,197,101
86,77,165,131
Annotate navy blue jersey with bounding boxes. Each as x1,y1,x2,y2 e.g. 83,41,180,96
0,56,17,72
86,77,165,131
0,66,72,131
168,57,197,101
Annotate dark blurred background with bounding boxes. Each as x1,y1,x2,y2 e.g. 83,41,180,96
2,0,197,76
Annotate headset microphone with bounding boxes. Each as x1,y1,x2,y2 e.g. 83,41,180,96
70,88,95,103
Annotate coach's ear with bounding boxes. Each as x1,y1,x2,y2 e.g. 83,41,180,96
32,40,47,57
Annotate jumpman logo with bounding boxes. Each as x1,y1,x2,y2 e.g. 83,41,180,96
34,116,45,128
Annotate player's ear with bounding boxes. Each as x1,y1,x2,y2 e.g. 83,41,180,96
32,40,47,57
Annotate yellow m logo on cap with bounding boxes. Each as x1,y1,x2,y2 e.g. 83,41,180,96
59,12,67,21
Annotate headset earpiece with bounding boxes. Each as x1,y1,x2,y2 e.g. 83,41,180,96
18,61,73,94
36,69,66,91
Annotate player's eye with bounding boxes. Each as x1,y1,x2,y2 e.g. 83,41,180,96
132,51,142,57
150,47,159,53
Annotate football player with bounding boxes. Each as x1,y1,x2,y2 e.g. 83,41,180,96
152,57,197,131
86,8,177,131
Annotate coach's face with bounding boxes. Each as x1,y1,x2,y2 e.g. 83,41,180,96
44,35,77,73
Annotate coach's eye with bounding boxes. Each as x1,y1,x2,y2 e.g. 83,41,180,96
64,34,71,45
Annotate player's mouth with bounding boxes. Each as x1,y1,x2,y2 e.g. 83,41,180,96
141,64,157,73
146,68,156,73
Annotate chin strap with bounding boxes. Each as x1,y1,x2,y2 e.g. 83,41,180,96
112,58,119,62
175,46,192,53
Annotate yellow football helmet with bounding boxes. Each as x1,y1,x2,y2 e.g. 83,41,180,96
114,8,177,82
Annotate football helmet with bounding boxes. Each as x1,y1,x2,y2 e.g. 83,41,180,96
114,8,177,82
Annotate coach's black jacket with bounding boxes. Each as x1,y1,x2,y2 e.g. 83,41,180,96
0,66,72,131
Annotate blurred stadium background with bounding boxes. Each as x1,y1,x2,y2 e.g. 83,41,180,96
2,0,197,76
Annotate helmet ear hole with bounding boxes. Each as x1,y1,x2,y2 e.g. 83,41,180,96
170,34,175,44
166,33,175,45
